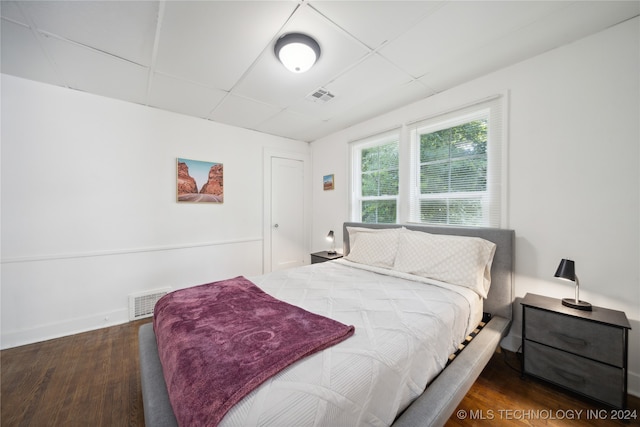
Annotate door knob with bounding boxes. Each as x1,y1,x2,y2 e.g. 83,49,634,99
274,224,279,228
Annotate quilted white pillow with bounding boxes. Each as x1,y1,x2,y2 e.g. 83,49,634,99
345,227,402,268
393,229,496,298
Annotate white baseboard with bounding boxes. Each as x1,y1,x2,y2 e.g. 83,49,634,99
1,308,129,350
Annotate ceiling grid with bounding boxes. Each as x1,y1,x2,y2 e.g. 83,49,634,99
1,0,638,142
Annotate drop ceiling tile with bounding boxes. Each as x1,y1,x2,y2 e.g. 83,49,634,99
0,19,66,86
311,1,443,49
42,35,148,104
418,64,488,96
0,1,29,24
421,1,640,93
210,94,281,130
286,90,345,123
380,1,571,78
296,121,347,142
233,3,370,108
280,96,340,129
231,54,322,109
148,73,227,119
287,53,412,121
155,1,296,90
287,80,434,141
327,54,412,106
541,1,640,47
255,109,324,142
20,1,158,66
3,0,638,143
326,80,435,131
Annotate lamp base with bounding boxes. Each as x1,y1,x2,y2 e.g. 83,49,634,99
327,250,337,255
562,298,592,311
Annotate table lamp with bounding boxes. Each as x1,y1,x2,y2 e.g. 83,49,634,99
326,230,336,255
554,258,592,311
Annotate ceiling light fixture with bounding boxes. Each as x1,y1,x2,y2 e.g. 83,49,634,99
274,33,321,73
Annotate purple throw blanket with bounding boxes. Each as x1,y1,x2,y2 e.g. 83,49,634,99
153,276,355,427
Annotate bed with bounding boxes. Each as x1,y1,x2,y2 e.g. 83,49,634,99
139,222,515,427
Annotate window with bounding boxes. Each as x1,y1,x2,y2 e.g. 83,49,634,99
350,94,506,228
413,113,489,226
351,133,399,223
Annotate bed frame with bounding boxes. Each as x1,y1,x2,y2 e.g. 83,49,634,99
139,222,515,427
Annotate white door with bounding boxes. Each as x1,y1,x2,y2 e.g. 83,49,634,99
270,157,306,271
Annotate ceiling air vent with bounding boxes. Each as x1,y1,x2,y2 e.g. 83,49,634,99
307,88,335,103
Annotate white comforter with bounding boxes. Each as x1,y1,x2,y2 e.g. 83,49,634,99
219,260,479,427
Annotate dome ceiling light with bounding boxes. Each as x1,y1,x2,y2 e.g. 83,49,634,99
274,33,321,73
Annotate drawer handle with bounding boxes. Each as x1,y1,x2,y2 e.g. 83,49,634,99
553,368,586,385
550,331,588,347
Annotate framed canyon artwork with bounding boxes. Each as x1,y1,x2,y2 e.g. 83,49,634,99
177,158,224,203
323,174,334,191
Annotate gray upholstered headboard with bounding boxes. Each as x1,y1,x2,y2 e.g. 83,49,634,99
342,222,515,320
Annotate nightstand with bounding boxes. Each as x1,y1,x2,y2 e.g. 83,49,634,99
310,251,343,264
521,293,631,409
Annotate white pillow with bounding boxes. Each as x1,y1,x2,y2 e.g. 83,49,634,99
393,229,496,298
345,227,402,268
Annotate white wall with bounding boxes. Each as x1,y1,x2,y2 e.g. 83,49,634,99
1,13,637,398
311,18,640,395
0,74,310,348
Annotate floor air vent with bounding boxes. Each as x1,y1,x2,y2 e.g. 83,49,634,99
129,288,171,320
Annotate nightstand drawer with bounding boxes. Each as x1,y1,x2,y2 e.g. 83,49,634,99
525,341,624,408
524,307,625,367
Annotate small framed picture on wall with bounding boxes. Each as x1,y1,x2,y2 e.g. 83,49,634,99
323,174,335,191
177,157,224,203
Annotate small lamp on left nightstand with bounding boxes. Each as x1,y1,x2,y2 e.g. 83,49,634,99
554,258,592,311
326,230,337,255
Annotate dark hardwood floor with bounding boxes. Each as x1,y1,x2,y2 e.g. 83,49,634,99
2,320,639,426
2,319,150,427
447,350,640,427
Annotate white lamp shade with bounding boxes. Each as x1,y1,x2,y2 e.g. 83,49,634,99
278,43,317,73
274,33,321,73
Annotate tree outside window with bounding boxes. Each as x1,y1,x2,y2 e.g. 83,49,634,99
350,94,504,227
418,119,488,226
354,140,399,224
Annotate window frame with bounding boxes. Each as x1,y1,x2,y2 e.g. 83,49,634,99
349,93,507,228
350,131,401,224
410,108,492,226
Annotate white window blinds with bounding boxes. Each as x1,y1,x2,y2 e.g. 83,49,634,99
348,94,507,228
408,95,505,227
